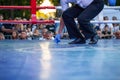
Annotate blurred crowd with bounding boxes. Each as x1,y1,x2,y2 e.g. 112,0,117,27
0,14,120,40
0,14,58,40
94,16,120,39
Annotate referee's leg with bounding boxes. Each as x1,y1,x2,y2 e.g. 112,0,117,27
77,1,104,42
62,5,84,39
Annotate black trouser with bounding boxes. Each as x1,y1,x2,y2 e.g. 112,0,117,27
62,0,104,39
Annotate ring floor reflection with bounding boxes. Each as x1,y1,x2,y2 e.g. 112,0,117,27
0,39,120,80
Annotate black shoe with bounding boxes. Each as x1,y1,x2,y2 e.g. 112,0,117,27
89,34,99,44
69,38,86,44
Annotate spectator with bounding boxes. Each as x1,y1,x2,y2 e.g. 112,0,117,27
19,31,27,40
31,24,37,33
14,17,25,33
100,16,113,32
12,31,19,40
26,27,33,40
14,23,24,33
46,23,55,34
45,31,54,40
39,28,49,40
45,17,56,34
114,31,120,39
112,16,120,33
112,16,118,20
32,29,41,40
37,24,46,33
0,15,14,39
22,18,28,29
1,24,14,39
41,28,48,39
101,25,113,39
0,32,5,40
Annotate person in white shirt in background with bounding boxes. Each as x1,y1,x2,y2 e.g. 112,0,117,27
26,27,33,40
55,0,104,44
112,16,120,33
100,16,113,32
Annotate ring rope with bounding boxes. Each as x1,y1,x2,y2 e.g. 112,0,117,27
0,6,55,10
0,20,54,24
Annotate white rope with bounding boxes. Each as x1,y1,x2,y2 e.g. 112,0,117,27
55,20,120,24
56,6,120,10
91,20,120,24
104,6,120,9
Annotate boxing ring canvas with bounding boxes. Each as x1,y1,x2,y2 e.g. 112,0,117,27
0,39,120,80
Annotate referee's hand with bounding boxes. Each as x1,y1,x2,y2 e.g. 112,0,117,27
54,34,61,44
